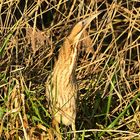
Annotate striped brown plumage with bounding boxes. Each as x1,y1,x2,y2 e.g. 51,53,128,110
46,12,100,140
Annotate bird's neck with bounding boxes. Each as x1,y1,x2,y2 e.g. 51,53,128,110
59,37,78,64
55,37,78,75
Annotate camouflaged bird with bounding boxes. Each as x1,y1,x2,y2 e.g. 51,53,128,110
46,12,101,140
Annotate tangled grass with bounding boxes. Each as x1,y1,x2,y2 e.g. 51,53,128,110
0,0,140,139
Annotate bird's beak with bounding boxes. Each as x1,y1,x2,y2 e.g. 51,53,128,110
79,11,101,34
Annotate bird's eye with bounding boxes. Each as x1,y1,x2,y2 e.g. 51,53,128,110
82,21,85,26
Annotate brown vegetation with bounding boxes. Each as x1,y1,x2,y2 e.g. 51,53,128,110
0,0,140,139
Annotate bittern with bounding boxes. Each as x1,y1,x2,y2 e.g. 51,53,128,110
46,12,100,140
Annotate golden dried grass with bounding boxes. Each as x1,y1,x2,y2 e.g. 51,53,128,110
0,0,140,139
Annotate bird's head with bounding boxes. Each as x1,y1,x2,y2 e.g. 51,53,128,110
69,12,101,46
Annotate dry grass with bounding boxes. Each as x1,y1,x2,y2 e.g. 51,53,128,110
0,0,140,139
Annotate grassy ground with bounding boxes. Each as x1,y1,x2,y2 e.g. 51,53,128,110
0,0,140,139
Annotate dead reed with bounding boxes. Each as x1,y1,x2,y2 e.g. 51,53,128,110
0,0,140,139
